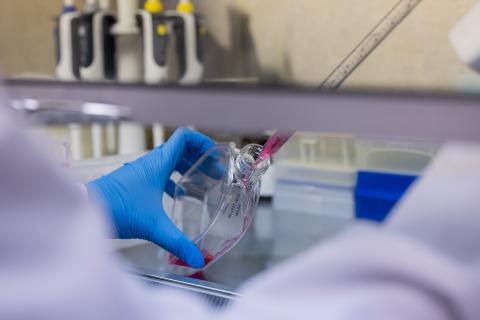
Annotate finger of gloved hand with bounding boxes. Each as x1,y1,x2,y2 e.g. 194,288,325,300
165,179,176,198
175,157,194,175
162,128,216,175
176,153,225,180
165,179,186,198
197,153,225,180
183,130,216,163
148,212,205,269
181,138,218,167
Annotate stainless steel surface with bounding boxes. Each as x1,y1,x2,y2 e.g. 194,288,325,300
136,270,240,300
5,79,480,142
136,273,238,309
120,215,274,288
9,98,130,124
120,200,343,289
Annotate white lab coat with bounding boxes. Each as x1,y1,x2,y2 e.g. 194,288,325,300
1,94,480,319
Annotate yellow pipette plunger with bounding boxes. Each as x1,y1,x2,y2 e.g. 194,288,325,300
177,0,194,13
144,0,164,13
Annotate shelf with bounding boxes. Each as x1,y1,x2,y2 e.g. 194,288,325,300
5,79,480,142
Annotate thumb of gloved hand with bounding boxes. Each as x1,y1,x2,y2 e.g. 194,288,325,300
87,128,216,269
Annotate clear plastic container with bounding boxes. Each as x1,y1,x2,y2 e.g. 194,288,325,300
274,132,356,170
355,137,440,175
166,143,270,275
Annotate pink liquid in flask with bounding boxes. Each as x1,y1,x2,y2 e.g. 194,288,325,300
169,250,215,267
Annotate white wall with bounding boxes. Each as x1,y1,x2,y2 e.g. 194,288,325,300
0,0,478,91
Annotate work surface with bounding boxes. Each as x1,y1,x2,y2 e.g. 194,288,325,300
118,200,350,289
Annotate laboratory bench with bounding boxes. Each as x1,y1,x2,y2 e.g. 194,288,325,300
119,200,280,289
119,199,351,295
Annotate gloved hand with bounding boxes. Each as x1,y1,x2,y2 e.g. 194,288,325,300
87,128,216,269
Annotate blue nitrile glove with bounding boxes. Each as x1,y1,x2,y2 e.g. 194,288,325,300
87,128,217,269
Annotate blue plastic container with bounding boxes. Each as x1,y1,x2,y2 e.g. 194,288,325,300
355,171,417,222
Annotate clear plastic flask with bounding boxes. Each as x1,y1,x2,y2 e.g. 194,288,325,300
166,143,270,275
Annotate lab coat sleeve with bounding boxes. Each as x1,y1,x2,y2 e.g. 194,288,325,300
0,108,215,320
225,143,480,320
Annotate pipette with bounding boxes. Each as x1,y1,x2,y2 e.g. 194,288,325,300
253,2,423,168
257,131,294,162
319,0,423,91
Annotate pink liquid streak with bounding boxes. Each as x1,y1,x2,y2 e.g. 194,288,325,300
256,131,294,164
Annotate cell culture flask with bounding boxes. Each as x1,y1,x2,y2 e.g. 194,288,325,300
167,143,270,275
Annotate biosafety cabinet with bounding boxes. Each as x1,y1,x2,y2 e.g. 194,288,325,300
6,79,480,305
3,0,480,308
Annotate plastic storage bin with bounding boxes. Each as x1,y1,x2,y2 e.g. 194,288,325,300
355,171,417,222
354,137,440,222
355,137,439,175
274,132,356,169
272,166,355,260
271,133,357,261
